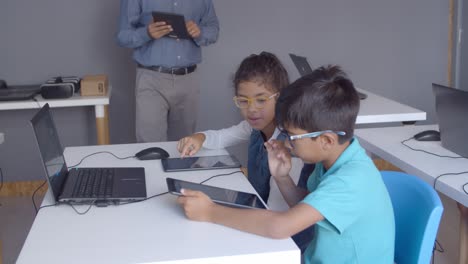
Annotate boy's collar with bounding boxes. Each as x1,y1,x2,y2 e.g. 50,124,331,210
320,138,361,176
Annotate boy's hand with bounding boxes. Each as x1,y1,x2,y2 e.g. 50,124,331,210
265,140,292,179
177,133,206,158
186,20,201,38
148,21,172,39
177,189,214,222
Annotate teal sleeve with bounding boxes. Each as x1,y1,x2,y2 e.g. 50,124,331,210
301,175,362,234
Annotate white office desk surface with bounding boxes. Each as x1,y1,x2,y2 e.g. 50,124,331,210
17,142,300,264
356,89,426,124
355,124,468,207
0,89,109,110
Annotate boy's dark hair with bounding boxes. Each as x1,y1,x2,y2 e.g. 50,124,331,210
233,52,289,94
275,65,360,144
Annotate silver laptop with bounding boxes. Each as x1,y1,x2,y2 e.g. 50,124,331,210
433,83,468,157
30,103,147,205
289,53,367,100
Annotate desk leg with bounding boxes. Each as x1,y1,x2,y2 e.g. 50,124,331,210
95,105,110,145
457,203,468,264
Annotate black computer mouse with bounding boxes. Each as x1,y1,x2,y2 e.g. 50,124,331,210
413,130,441,141
135,147,170,160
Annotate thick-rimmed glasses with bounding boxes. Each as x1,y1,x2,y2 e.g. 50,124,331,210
233,93,278,109
280,130,346,148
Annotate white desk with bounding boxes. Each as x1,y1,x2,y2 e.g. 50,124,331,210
0,89,110,145
17,142,300,264
355,124,468,264
356,89,426,124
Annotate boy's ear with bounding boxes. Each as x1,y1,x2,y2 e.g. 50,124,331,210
319,133,337,151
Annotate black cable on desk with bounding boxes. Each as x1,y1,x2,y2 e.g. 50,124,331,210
199,170,244,184
119,191,170,206
32,97,42,108
67,151,135,169
32,181,47,214
401,137,468,195
432,239,445,264
433,171,468,190
401,137,467,159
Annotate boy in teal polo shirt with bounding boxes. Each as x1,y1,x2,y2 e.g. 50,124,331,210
176,65,395,263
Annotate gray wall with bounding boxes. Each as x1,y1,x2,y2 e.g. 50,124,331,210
0,0,448,182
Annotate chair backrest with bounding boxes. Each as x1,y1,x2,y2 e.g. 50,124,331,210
380,171,443,264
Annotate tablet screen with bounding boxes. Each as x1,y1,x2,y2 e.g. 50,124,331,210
152,11,190,39
166,178,267,209
162,155,241,172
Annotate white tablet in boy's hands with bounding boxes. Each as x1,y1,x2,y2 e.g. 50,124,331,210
166,178,267,209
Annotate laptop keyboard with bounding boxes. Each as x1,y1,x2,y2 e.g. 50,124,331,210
72,168,114,198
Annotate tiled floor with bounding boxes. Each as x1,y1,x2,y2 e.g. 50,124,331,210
0,192,461,264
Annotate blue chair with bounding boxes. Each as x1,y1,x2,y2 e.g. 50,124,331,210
380,171,443,264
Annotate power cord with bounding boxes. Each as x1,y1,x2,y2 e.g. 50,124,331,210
67,151,135,168
432,239,445,264
199,170,243,184
401,137,467,159
433,171,468,190
32,97,42,108
119,191,169,206
401,137,468,195
32,180,47,214
36,202,94,215
36,191,171,215
66,202,94,215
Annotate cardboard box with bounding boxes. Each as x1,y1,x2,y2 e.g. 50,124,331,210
80,74,108,96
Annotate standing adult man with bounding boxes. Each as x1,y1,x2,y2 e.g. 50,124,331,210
117,0,219,142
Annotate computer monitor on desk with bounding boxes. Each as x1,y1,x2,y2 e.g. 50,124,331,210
433,83,468,157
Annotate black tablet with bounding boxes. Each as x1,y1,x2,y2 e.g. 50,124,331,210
152,11,190,39
161,155,241,172
166,178,267,209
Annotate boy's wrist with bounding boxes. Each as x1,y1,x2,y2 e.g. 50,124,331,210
272,174,290,183
208,203,222,224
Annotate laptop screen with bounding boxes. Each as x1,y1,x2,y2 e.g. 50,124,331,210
432,83,468,157
289,53,313,76
30,104,68,200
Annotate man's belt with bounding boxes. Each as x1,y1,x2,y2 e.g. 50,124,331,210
138,64,197,75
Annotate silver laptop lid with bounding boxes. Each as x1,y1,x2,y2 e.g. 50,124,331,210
30,103,68,201
432,83,468,157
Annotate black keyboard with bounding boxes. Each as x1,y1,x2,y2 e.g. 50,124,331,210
72,168,114,198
